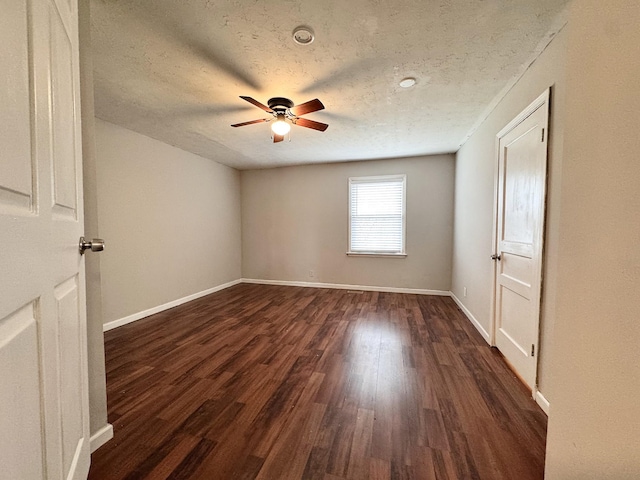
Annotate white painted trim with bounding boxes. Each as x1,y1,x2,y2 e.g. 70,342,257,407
488,126,500,346
534,389,550,415
450,292,491,344
103,279,242,332
241,278,450,296
496,88,551,139
90,423,114,453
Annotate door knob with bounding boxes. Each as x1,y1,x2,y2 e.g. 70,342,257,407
491,253,501,261
79,237,105,255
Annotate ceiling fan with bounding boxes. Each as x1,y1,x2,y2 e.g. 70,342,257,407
231,96,329,143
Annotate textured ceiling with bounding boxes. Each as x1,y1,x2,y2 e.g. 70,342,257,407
91,0,569,170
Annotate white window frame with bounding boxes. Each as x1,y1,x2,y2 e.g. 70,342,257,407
347,174,407,257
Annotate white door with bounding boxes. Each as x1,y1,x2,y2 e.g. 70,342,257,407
492,90,550,390
0,0,90,479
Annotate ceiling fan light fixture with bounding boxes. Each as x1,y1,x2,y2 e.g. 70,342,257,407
292,26,314,45
271,115,291,135
233,96,328,141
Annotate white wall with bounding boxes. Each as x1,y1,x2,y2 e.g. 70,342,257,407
451,26,568,396
545,1,640,477
241,155,454,291
95,119,242,325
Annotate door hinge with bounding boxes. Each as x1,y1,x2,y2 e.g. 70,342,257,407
541,128,545,142
531,344,535,356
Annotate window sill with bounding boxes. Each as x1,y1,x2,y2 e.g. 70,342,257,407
346,252,407,258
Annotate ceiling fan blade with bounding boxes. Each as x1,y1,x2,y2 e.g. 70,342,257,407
290,98,325,116
273,134,284,143
295,117,329,132
240,96,273,113
231,118,269,127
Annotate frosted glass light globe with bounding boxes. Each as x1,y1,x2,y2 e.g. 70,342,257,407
271,119,291,136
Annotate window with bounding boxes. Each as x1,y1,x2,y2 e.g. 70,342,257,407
348,174,406,256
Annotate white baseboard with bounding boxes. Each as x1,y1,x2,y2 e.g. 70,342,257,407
241,278,450,296
534,389,550,415
450,292,491,344
90,423,113,453
103,278,452,332
103,279,242,332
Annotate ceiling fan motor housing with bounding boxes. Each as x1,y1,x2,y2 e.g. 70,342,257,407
267,97,294,111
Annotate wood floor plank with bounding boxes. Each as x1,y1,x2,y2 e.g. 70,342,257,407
122,433,201,480
90,284,547,480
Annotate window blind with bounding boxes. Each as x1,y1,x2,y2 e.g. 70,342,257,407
349,175,406,254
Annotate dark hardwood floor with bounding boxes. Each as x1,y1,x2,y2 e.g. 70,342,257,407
89,284,547,480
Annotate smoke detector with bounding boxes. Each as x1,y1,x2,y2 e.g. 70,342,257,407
293,26,314,45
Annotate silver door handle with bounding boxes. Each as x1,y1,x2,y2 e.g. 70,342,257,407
491,253,501,261
79,237,105,255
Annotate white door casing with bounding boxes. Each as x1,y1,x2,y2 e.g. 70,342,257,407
491,89,550,391
0,1,90,479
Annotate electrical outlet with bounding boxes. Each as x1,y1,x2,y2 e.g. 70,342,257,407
309,270,315,278
463,287,467,297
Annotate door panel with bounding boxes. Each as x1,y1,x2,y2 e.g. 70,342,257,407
50,0,78,217
500,252,532,288
0,0,89,478
0,302,45,480
493,90,549,390
502,125,539,245
0,1,34,214
499,287,535,356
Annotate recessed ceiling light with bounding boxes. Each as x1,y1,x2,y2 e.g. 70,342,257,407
399,77,417,88
293,26,314,45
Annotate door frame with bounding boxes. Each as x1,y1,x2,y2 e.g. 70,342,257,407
489,88,551,394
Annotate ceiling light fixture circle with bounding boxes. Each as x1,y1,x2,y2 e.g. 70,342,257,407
399,77,417,88
271,115,291,135
292,26,314,45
